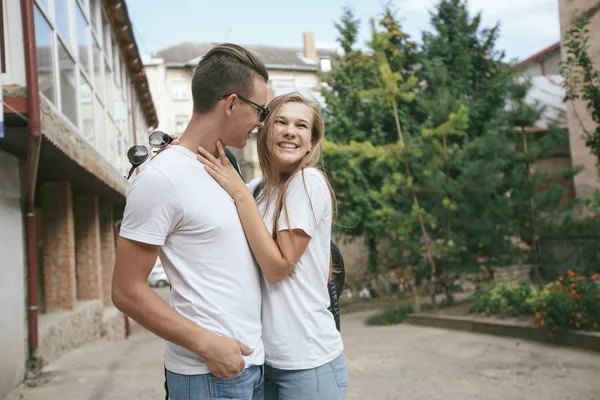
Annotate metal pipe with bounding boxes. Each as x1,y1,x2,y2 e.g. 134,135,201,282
22,0,42,354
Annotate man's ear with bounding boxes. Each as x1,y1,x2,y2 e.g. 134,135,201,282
224,95,237,117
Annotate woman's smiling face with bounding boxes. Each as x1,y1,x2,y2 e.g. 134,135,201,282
267,102,314,173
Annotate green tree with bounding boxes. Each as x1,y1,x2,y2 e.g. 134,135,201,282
321,7,418,271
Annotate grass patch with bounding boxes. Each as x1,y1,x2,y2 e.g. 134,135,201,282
365,303,414,326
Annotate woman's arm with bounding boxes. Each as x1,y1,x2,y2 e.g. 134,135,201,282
235,192,310,283
198,141,311,283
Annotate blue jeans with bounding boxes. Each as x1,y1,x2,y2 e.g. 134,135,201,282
166,365,264,400
264,352,348,400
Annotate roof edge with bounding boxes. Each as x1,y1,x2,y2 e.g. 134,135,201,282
517,41,561,67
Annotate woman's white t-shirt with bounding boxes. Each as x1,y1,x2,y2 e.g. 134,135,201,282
247,168,344,370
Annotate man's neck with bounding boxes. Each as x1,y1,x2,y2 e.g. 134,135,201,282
178,114,222,157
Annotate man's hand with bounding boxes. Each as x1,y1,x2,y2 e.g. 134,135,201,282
202,335,253,378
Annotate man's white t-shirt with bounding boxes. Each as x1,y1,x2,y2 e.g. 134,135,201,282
119,146,264,375
248,168,344,370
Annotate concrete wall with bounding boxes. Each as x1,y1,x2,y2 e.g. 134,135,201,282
520,50,562,79
0,149,27,400
559,0,600,198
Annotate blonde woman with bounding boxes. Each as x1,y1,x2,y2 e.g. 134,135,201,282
197,92,348,399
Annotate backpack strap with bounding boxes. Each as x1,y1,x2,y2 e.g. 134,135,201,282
224,147,243,179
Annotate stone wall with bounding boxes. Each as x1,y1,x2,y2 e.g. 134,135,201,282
37,300,127,365
492,265,532,284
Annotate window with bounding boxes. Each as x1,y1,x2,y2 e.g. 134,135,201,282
320,58,332,72
58,40,78,125
89,0,99,33
31,0,148,172
92,37,102,97
54,0,73,48
104,60,112,110
34,6,56,103
79,75,94,144
103,15,112,65
95,97,106,156
37,0,51,12
75,3,91,76
175,115,188,135
171,81,189,101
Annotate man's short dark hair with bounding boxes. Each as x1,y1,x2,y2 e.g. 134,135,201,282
191,43,269,114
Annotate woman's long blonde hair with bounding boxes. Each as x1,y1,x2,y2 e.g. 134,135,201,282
255,92,336,246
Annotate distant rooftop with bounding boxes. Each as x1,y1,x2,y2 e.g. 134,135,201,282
149,41,337,71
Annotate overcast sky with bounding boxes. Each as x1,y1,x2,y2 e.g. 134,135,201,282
126,0,560,63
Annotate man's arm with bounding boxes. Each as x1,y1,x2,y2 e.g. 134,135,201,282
112,237,252,377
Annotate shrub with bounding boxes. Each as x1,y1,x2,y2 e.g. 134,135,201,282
531,271,600,331
468,281,534,317
365,303,414,326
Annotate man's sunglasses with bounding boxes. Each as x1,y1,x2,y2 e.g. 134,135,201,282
218,94,270,122
124,130,173,180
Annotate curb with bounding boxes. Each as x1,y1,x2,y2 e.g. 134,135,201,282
406,313,600,353
340,298,409,315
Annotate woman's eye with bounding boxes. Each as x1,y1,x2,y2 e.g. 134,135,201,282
298,124,308,129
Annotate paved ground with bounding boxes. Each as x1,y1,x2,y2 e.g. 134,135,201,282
6,296,600,400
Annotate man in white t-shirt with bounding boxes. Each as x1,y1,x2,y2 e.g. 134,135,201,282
112,43,271,400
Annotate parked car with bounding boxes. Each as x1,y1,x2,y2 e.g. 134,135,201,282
148,263,170,287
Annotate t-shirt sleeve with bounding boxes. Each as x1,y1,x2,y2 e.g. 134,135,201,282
277,169,331,237
119,167,183,246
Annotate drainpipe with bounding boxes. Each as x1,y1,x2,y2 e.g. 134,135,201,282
21,0,42,357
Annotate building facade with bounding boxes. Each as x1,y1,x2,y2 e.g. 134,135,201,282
0,0,157,398
517,42,575,201
143,32,333,180
558,0,600,198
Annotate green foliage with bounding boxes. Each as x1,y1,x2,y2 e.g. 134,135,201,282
365,303,414,326
532,270,600,331
561,18,600,163
321,0,580,282
468,281,534,317
334,7,360,54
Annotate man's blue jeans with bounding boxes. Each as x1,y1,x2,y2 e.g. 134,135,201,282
166,365,264,400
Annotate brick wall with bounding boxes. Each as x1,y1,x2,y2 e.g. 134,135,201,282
41,182,77,312
99,202,116,307
74,194,102,301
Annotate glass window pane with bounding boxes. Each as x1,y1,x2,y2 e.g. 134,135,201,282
54,0,72,47
79,75,94,144
58,40,78,125
34,6,55,103
112,37,120,87
94,97,106,157
75,4,91,76
104,60,112,112
121,60,128,94
90,0,99,33
92,37,103,98
103,14,112,62
107,116,117,165
37,0,51,13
